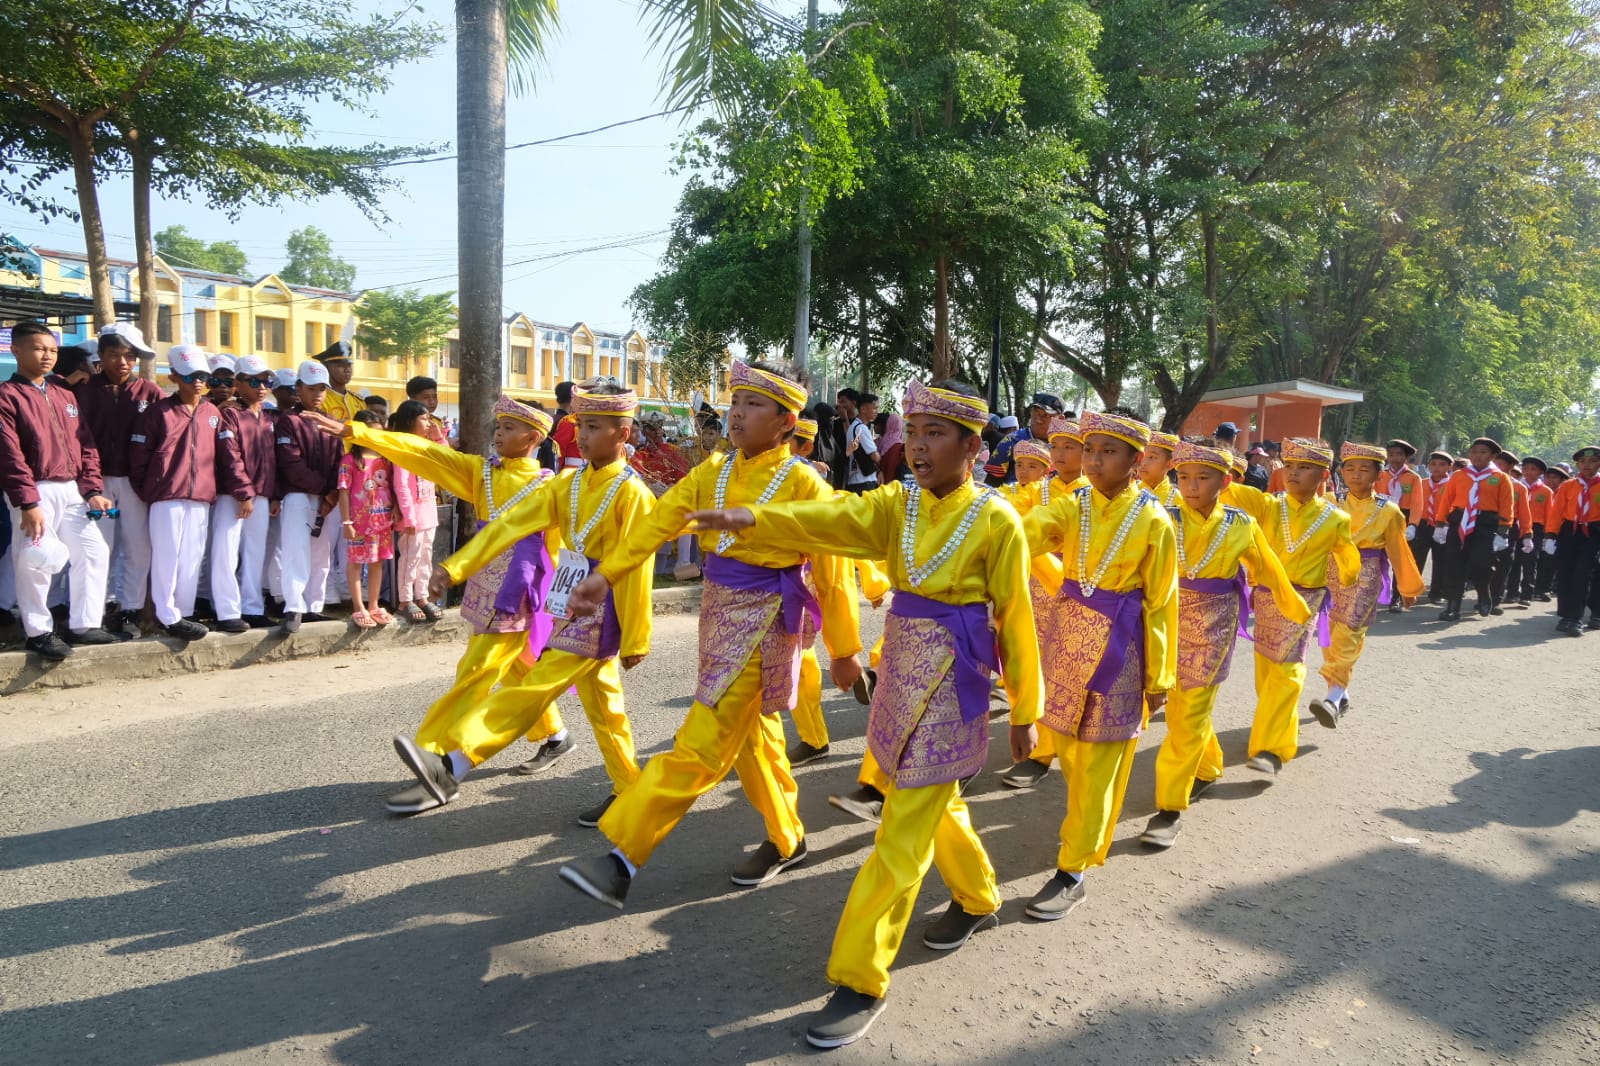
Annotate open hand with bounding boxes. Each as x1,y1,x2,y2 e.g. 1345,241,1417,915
303,410,352,439
20,506,45,542
1146,691,1168,716
687,507,755,533
238,496,254,519
269,500,282,518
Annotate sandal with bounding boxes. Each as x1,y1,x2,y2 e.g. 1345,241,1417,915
371,608,394,625
351,610,376,629
400,602,428,624
420,602,444,622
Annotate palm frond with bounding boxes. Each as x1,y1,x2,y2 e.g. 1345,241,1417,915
505,0,563,97
637,0,768,114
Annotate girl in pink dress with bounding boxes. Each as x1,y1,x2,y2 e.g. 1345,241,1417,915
389,400,442,622
338,410,396,628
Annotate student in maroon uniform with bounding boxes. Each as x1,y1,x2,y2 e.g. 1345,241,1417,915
0,321,118,659
274,360,344,633
211,354,279,631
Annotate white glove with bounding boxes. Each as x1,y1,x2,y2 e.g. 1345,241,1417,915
1544,537,1558,555
1432,526,1448,545
1405,524,1416,542
1492,534,1509,553
1520,537,1534,554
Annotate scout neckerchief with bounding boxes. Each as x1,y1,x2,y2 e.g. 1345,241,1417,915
1578,474,1598,531
1460,464,1498,542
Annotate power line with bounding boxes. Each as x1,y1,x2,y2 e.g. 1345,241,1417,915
366,106,693,168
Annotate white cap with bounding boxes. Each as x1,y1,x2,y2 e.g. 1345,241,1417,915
999,415,1019,431
237,354,271,377
168,344,209,377
262,398,278,411
207,352,237,373
98,321,154,355
273,368,298,389
297,360,331,386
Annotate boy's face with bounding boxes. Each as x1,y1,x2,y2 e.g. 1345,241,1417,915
236,376,269,406
206,371,234,405
411,388,439,413
1049,436,1082,478
1014,456,1048,485
859,400,879,424
1386,446,1411,468
1176,463,1227,512
1467,443,1495,468
1493,456,1514,473
171,371,204,403
789,436,815,459
1428,458,1451,478
1082,433,1139,495
296,382,328,409
727,389,793,455
98,341,136,385
1341,458,1380,494
367,401,389,421
12,331,56,380
273,385,294,408
576,414,629,462
1283,461,1325,497
1577,454,1600,478
1027,406,1053,439
904,414,978,495
697,422,720,447
1137,446,1171,486
326,360,354,389
492,415,541,458
835,393,855,420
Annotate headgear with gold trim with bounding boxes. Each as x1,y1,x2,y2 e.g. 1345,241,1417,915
793,417,818,442
1282,437,1334,468
1339,442,1386,466
903,381,988,433
1079,411,1151,451
1013,440,1051,466
571,386,639,418
1172,440,1233,473
1148,431,1179,453
730,360,807,413
494,395,553,435
1047,416,1082,442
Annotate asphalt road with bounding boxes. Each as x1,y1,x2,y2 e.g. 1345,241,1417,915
1,603,1597,1065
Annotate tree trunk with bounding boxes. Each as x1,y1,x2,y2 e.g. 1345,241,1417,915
856,291,868,391
455,0,507,469
129,139,159,380
66,120,115,328
932,251,952,380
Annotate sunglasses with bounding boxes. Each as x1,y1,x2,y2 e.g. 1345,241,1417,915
175,371,208,384
86,507,120,521
240,374,274,388
208,374,235,387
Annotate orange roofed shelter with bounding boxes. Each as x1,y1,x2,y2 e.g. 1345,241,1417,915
1180,379,1364,446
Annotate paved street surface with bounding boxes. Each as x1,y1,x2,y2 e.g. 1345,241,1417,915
2,604,1597,1065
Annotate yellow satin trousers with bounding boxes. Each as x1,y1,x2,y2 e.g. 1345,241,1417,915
1052,731,1140,874
1248,654,1304,763
1152,684,1223,812
414,632,563,755
1317,621,1366,689
790,647,828,749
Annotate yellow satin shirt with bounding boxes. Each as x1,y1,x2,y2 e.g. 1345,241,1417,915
1223,481,1273,523
1172,502,1310,624
1022,481,1179,694
1263,492,1363,589
322,389,366,423
348,422,541,523
1337,492,1426,600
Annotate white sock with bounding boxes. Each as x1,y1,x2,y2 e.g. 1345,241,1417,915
549,728,569,745
611,848,637,877
1326,684,1347,705
447,750,474,779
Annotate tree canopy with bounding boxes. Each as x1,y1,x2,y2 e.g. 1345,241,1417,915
154,225,248,275
281,227,357,291
354,289,458,362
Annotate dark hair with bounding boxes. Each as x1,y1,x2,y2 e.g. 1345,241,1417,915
1184,435,1222,448
55,345,93,378
97,333,134,355
10,321,52,344
859,392,879,406
1105,405,1143,421
927,378,982,439
836,387,860,404
365,394,389,410
555,381,575,405
405,375,437,397
389,399,428,433
348,408,383,460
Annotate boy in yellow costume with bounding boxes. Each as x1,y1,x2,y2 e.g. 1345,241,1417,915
1306,442,1424,729
387,386,654,823
1020,411,1176,919
307,397,567,814
1139,439,1307,849
558,360,862,901
1138,430,1181,507
1247,438,1362,775
683,379,1042,1048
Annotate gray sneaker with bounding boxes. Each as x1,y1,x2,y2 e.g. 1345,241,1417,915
1308,698,1339,730
1024,871,1085,921
511,734,577,776
1188,777,1217,803
999,758,1051,789
1139,810,1182,848
921,900,999,950
577,794,616,827
385,782,448,815
730,838,808,886
559,852,631,909
805,988,887,1049
787,740,830,767
828,785,884,825
1247,752,1283,775
392,735,460,806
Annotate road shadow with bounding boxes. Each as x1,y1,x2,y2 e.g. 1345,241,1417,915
1381,746,1600,833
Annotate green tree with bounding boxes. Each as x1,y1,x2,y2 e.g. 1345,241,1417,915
154,225,249,275
354,289,458,362
281,226,357,290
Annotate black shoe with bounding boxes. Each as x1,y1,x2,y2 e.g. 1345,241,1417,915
957,773,977,795
101,601,122,631
385,782,451,815
1388,601,1404,614
64,627,127,646
805,988,887,1049
302,611,332,623
787,740,831,768
577,794,616,827
1188,777,1218,803
1515,598,1532,608
851,672,872,706
1490,605,1504,616
511,733,577,775
921,900,999,950
163,618,208,641
1439,603,1460,622
1308,698,1339,730
1339,696,1351,716
392,735,460,806
999,758,1052,789
558,852,631,909
828,785,884,825
1536,593,1553,603
1556,619,1583,636
1476,600,1492,618
1024,870,1086,921
25,633,72,661
1587,619,1600,632
214,618,250,634
1247,752,1283,775
730,838,808,886
242,614,274,629
1139,810,1182,849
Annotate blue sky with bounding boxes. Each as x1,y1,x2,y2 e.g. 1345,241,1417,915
3,0,800,333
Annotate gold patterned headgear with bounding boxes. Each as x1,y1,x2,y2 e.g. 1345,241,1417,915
1229,451,1246,476
1047,416,1082,442
730,360,807,413
1013,440,1051,466
1340,442,1386,465
903,381,989,433
1080,411,1151,451
1172,440,1233,473
1148,431,1179,453
793,418,818,442
494,395,553,435
571,386,639,418
1282,437,1334,469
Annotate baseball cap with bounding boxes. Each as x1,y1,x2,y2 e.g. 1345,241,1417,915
273,368,299,389
1215,421,1239,438
1027,392,1065,415
207,352,238,374
237,354,272,377
98,321,154,355
297,360,331,386
998,415,1019,431
168,344,209,377
1247,445,1268,457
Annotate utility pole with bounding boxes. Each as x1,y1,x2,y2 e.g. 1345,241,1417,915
791,0,820,372
987,313,1002,412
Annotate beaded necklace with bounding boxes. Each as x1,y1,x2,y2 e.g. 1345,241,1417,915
1277,492,1333,554
1075,486,1153,596
712,452,803,554
481,460,543,521
567,462,634,553
1345,493,1386,541
1176,506,1236,580
902,482,995,587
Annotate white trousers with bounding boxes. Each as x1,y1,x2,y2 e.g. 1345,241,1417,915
280,492,335,614
397,527,436,602
210,497,270,620
323,521,351,604
11,480,110,637
264,513,283,599
102,475,151,609
149,499,209,626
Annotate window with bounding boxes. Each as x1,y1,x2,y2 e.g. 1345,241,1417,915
305,322,318,356
156,305,173,343
194,311,210,346
572,354,588,379
219,312,236,350
629,359,642,387
255,316,286,353
326,323,340,347
557,332,568,343
542,350,554,382
59,261,86,281
511,346,529,375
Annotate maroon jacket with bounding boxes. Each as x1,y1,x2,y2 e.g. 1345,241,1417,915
273,405,342,501
0,374,104,508
220,406,277,500
73,374,165,479
128,396,247,505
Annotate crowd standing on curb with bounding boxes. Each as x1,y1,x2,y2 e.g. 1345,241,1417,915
3,322,1599,1049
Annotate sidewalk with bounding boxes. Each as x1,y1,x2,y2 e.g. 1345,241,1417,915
0,584,704,695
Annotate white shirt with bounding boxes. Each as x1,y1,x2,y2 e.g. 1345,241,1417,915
846,418,879,486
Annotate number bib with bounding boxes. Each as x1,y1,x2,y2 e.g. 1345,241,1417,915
545,549,592,619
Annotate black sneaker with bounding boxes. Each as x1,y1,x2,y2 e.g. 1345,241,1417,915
828,785,884,825
64,627,127,645
511,734,577,775
302,611,333,623
1515,598,1532,608
1476,600,1492,618
805,988,887,1049
921,901,999,950
214,618,250,634
1188,777,1218,803
577,794,616,827
1339,696,1351,716
1139,810,1182,849
1557,619,1584,636
1308,698,1339,730
730,838,808,886
1024,870,1086,921
279,612,302,634
1388,602,1404,614
1588,618,1600,632
385,782,451,815
163,618,209,641
1536,593,1553,603
1439,605,1460,622
851,671,872,706
392,735,460,806
243,614,275,629
1490,605,1504,616
999,758,1052,789
1247,752,1283,775
25,633,72,661
787,740,831,768
558,852,631,909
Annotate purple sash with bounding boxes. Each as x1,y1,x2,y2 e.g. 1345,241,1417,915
888,592,997,723
1296,582,1333,648
1057,583,1145,695
483,522,556,652
701,553,821,636
1180,571,1252,641
1361,546,1394,606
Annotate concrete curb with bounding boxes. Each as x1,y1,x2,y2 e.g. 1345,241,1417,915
2,583,707,694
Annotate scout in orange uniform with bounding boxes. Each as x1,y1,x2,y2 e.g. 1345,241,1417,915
1550,446,1600,634
1411,451,1454,603
1519,456,1556,603
1487,451,1535,613
1428,437,1516,621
